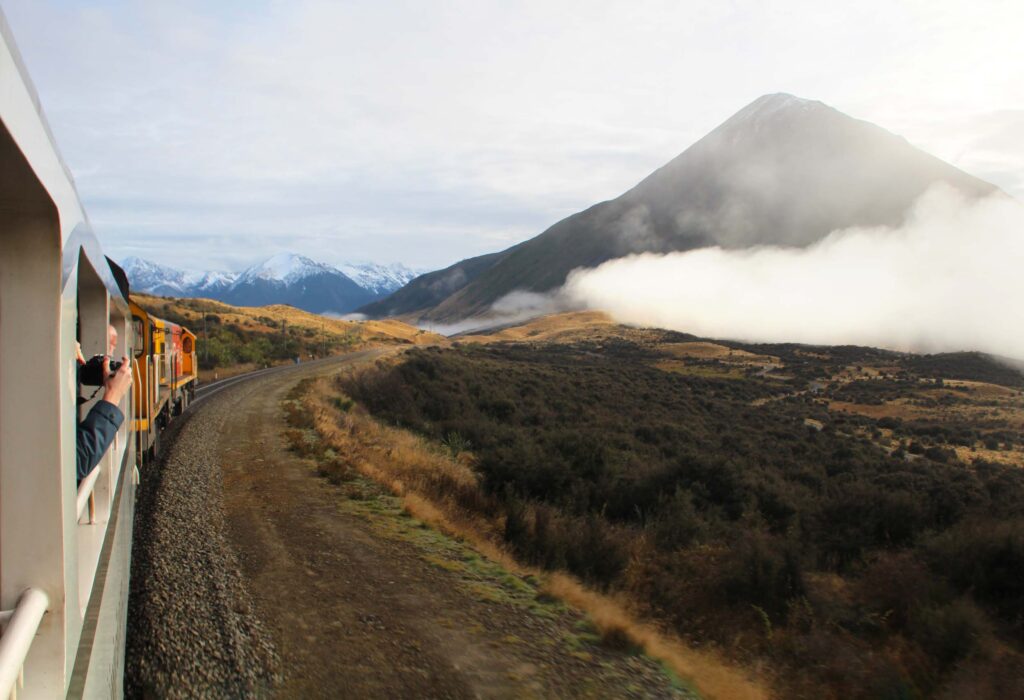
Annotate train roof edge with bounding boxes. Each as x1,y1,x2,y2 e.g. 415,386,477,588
0,7,128,311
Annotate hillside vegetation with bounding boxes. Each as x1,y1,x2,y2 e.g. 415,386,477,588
133,294,445,379
326,314,1024,699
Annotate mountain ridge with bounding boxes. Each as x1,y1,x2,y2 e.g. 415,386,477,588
122,254,422,314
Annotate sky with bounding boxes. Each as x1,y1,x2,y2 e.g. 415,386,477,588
3,0,1022,273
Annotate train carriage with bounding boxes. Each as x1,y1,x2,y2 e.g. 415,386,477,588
0,11,196,697
130,302,197,457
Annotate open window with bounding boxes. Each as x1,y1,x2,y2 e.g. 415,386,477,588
132,315,145,358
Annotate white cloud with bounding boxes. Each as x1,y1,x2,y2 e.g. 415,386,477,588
563,187,1024,359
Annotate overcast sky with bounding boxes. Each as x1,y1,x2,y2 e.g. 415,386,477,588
4,0,1021,273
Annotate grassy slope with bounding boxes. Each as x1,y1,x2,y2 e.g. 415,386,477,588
133,293,447,380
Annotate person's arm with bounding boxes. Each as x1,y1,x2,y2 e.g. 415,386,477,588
75,357,131,483
76,401,123,481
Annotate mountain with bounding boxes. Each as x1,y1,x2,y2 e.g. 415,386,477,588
122,257,196,296
337,262,421,297
364,93,999,321
122,254,422,314
356,252,504,318
185,270,237,295
220,253,375,313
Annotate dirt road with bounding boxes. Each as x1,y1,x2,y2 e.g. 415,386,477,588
129,351,689,698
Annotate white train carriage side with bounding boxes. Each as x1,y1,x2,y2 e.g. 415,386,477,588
0,11,139,698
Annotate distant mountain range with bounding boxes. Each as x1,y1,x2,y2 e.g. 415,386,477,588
122,253,422,314
359,93,1000,321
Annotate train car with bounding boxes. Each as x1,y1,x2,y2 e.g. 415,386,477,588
0,11,195,697
130,302,198,457
181,329,198,396
159,318,198,414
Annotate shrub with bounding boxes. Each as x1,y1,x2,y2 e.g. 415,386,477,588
722,534,804,618
909,599,988,667
927,519,1024,632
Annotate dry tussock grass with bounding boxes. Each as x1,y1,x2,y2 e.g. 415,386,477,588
543,574,767,700
831,396,1024,432
828,400,922,421
658,342,779,366
457,311,616,344
301,373,770,700
942,379,1021,398
654,360,747,380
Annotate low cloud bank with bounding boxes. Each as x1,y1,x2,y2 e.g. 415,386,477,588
563,186,1024,358
322,312,368,321
420,291,569,336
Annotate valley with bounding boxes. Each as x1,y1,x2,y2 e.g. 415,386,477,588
318,313,1024,699
124,304,1024,699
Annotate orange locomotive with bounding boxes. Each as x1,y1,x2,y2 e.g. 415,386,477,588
130,300,198,456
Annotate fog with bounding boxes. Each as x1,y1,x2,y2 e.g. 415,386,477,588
562,186,1024,358
418,292,565,336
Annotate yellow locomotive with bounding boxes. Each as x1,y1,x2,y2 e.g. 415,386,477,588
130,301,198,456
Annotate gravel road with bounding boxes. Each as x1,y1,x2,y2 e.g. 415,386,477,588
124,353,377,698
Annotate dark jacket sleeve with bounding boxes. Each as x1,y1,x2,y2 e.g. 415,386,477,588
77,401,124,483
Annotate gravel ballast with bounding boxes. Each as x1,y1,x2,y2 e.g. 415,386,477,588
125,384,280,698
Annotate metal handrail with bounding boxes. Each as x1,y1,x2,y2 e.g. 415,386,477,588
76,465,100,524
131,356,143,415
147,354,155,403
0,588,50,700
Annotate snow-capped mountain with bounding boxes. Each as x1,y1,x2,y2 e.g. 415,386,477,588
338,262,421,296
121,257,195,296
121,253,422,314
221,253,375,313
184,270,237,295
233,253,338,286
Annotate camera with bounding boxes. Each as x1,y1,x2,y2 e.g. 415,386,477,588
80,355,122,386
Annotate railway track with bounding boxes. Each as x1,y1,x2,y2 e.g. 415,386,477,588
191,355,356,407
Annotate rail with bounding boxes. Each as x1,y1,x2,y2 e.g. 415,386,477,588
0,588,50,700
76,464,100,524
190,353,350,406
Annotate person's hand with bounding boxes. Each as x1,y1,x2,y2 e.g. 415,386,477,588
75,341,86,365
101,356,132,406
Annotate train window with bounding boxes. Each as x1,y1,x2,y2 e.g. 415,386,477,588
132,316,145,357
183,337,193,353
